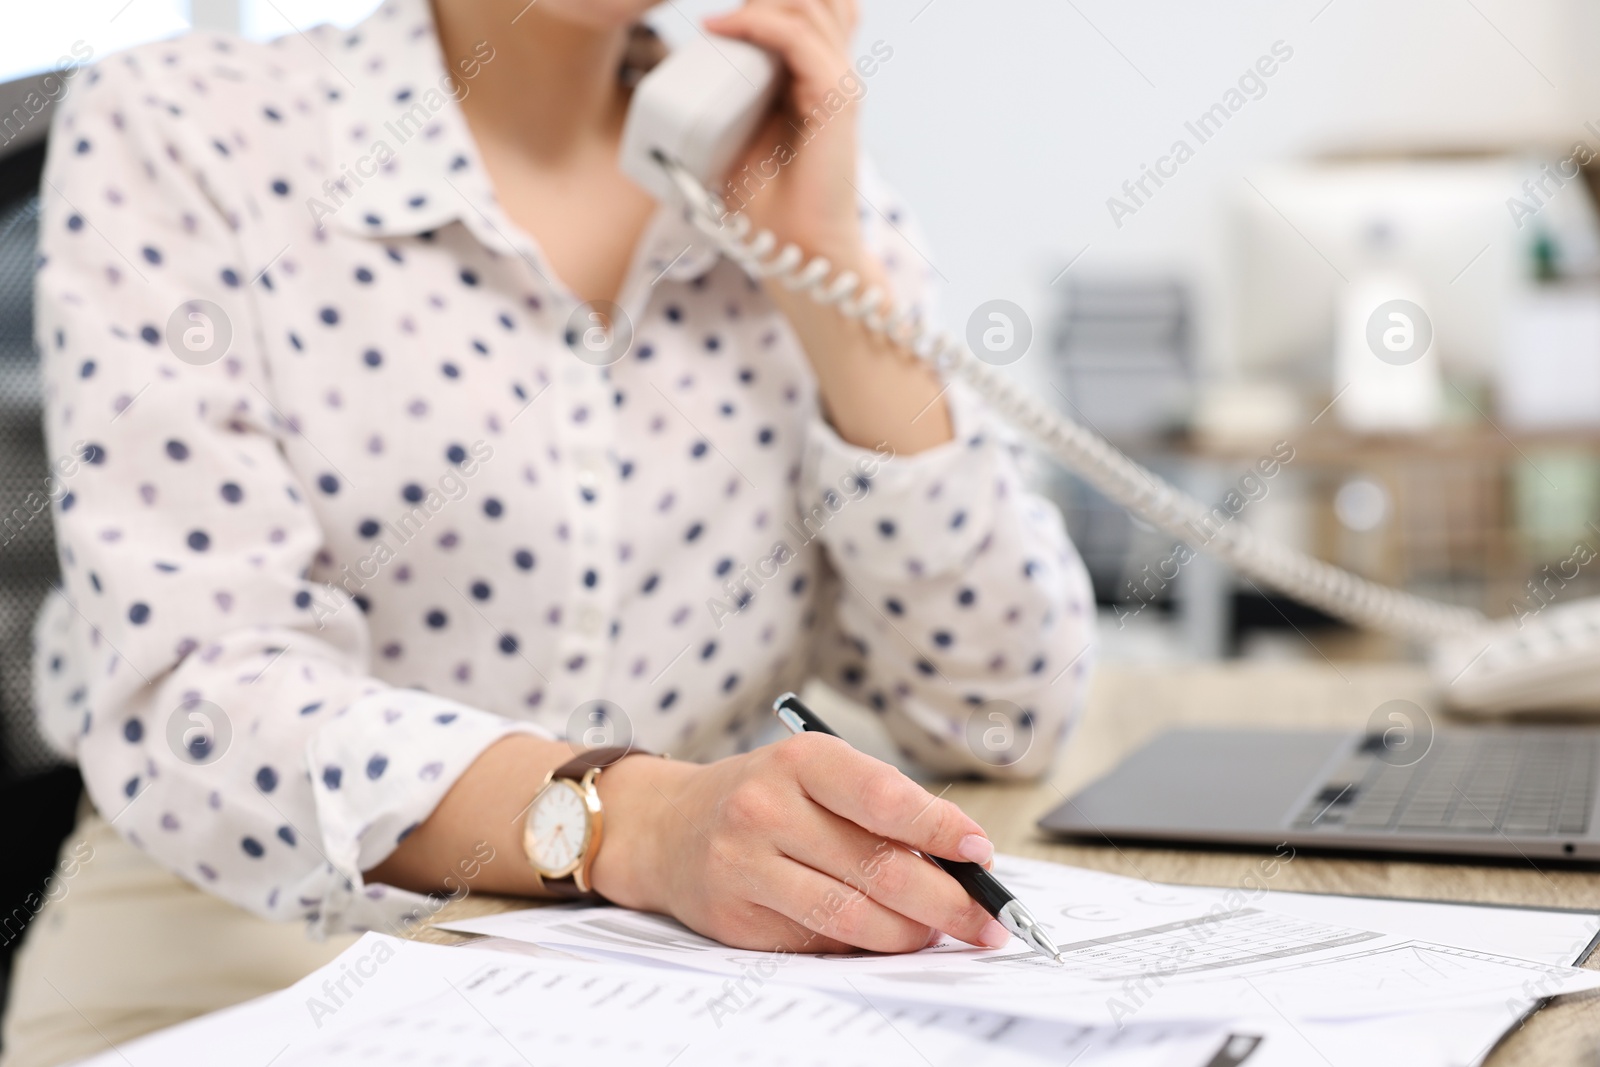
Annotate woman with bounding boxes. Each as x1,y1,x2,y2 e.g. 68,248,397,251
5,0,1094,1060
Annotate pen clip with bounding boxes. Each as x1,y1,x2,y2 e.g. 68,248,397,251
776,705,808,735
773,691,828,736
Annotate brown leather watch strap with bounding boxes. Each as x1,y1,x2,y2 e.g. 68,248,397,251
555,745,638,777
541,876,596,899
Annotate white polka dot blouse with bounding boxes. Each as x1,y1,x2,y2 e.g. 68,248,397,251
30,0,1095,934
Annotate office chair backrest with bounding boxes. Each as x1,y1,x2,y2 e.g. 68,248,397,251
0,141,64,783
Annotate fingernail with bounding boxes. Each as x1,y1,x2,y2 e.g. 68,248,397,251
978,919,1010,949
957,834,993,865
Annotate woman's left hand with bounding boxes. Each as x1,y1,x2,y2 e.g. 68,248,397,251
702,0,953,455
703,0,868,268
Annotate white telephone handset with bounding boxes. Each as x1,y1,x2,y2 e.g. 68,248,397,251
618,35,1600,719
619,36,780,205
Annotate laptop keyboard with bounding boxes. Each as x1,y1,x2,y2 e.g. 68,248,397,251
1291,732,1595,836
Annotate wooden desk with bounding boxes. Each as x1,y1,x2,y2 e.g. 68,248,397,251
423,663,1600,1065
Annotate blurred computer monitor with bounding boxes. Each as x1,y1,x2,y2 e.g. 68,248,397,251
1231,158,1577,385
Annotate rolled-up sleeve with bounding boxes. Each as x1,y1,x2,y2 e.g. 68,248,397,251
36,52,539,934
803,165,1096,778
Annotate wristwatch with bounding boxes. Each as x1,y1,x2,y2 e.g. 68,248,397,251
521,746,637,897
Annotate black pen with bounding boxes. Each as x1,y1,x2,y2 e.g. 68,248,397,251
772,691,1064,964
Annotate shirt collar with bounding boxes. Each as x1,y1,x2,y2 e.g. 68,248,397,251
322,0,720,285
322,0,485,238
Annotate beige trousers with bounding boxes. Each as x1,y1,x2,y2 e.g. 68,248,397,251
0,808,359,1067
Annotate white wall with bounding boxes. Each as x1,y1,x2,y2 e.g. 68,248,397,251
1,1,189,84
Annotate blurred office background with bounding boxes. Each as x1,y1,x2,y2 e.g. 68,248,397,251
835,0,1600,668
3,0,1600,996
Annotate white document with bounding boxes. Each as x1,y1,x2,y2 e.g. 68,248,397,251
1178,884,1600,967
67,856,1600,1067
70,934,1254,1067
287,940,1247,1067
435,855,1600,1031
1243,1008,1529,1067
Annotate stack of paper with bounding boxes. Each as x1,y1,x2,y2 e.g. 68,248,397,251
74,856,1600,1067
433,856,1600,1065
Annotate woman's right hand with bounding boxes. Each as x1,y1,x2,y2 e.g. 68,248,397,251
589,732,1012,954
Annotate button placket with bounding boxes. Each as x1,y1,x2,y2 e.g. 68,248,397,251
555,355,619,718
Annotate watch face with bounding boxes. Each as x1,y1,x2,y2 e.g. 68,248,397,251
529,780,590,877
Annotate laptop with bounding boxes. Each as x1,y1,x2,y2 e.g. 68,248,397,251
1038,726,1600,862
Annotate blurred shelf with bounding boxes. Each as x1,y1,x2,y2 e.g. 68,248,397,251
1179,423,1600,463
